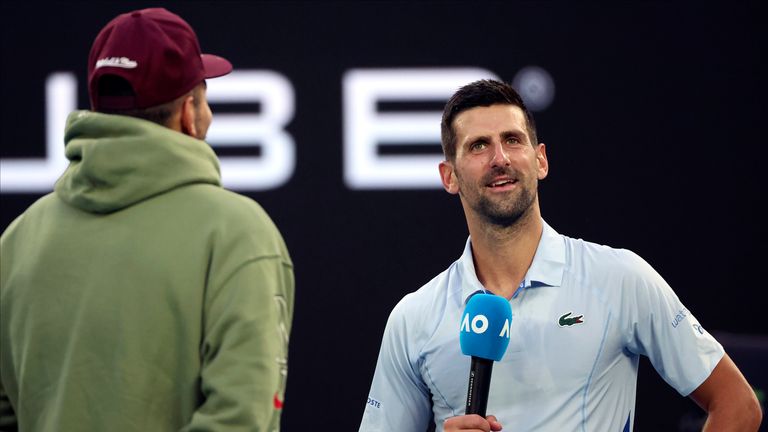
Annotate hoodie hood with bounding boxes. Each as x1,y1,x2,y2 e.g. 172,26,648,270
55,111,221,213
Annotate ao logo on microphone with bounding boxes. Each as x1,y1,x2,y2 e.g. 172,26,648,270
461,313,511,338
459,293,512,363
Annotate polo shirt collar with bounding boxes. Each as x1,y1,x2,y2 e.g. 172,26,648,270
459,219,566,303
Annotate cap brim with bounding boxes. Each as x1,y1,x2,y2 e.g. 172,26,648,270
201,54,233,78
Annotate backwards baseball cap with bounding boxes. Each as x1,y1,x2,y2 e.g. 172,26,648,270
88,8,232,111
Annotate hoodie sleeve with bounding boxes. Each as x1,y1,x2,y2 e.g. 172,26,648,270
182,254,294,432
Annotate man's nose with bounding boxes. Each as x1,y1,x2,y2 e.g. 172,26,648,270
490,141,511,167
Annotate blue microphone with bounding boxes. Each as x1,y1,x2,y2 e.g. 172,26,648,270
459,292,512,417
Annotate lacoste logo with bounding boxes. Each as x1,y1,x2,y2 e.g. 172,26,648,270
95,57,138,69
558,311,584,327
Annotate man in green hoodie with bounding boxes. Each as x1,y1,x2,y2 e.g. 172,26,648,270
0,8,294,431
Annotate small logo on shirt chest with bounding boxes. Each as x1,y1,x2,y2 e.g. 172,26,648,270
558,311,584,327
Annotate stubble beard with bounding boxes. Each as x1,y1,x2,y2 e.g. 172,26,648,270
458,169,537,228
477,187,535,227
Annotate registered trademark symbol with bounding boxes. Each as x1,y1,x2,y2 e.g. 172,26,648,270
513,66,555,112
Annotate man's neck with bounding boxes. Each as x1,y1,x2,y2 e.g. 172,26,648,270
467,207,543,299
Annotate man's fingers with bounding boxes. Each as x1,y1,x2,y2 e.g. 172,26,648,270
444,414,491,431
444,414,503,431
486,415,503,431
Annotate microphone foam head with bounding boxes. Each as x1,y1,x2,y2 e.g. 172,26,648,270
459,293,512,361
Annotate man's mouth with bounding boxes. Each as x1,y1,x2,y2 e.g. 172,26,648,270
487,178,517,188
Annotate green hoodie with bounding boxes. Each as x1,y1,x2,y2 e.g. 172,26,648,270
0,111,294,431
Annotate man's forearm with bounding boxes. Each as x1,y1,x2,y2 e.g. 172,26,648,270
701,398,763,432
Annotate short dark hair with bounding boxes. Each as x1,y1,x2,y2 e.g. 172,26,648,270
440,79,538,161
95,75,176,126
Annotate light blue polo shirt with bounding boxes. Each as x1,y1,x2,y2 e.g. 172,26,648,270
359,221,723,432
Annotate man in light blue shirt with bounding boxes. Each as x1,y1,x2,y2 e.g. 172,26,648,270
359,80,761,432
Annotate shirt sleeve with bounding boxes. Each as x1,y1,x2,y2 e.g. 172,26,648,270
360,298,433,432
619,250,724,396
183,255,294,432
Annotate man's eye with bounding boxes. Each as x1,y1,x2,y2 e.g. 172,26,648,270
471,142,487,151
506,137,520,145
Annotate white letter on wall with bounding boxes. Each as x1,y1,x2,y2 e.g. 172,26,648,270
206,70,296,190
0,72,74,193
342,68,498,189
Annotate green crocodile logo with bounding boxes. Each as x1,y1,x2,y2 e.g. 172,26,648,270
558,312,584,327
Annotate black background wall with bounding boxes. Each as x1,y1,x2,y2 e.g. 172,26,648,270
1,1,765,430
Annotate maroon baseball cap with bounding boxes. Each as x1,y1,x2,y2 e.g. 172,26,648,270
88,8,232,111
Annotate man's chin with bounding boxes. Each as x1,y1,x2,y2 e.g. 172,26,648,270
483,211,524,227
476,195,535,228
476,203,525,227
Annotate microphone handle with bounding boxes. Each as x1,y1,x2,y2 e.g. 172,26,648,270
465,356,493,416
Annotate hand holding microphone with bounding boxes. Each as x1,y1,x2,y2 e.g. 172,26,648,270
451,292,512,430
443,414,503,432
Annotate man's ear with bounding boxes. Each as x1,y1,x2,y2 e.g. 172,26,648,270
536,143,549,180
439,160,459,195
179,94,198,138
